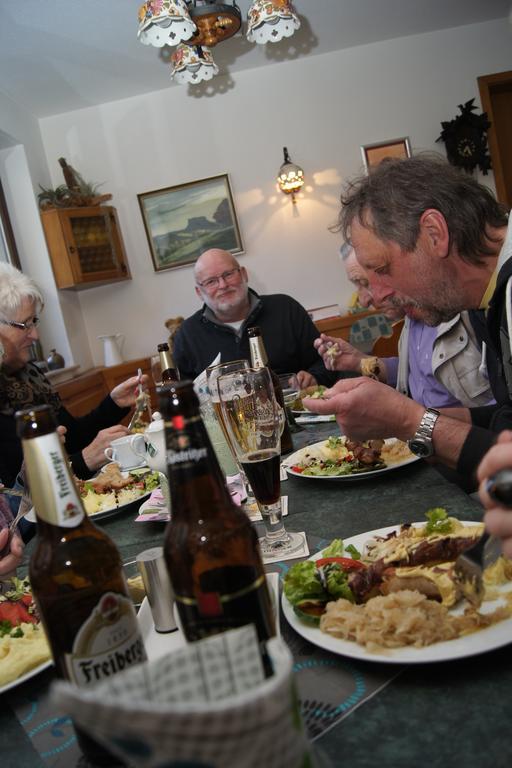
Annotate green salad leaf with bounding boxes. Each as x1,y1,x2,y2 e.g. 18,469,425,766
323,564,355,602
424,507,453,535
345,543,362,560
321,539,344,557
283,561,325,605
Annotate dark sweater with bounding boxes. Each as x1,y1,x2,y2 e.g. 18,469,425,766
457,249,512,480
173,290,337,386
0,394,129,487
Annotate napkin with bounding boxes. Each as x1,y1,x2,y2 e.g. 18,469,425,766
51,626,314,768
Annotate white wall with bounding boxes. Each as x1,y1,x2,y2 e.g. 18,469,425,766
29,17,512,367
0,93,93,368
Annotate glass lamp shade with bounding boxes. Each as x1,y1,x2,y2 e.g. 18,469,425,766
247,0,300,44
171,43,219,84
278,147,304,201
137,0,197,47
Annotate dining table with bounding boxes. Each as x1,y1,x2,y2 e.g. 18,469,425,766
1,420,511,768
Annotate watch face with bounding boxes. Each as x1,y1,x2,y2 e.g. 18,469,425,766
408,439,432,458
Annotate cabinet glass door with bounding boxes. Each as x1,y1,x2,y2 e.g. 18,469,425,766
68,212,118,274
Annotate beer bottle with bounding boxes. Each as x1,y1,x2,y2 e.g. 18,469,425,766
247,326,294,454
158,342,179,383
17,405,147,766
159,381,276,676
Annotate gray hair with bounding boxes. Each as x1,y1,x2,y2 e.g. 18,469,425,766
335,154,508,267
0,262,44,321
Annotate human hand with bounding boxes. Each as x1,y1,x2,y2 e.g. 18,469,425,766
296,371,317,389
0,529,24,576
81,425,130,472
477,430,512,558
111,375,150,408
303,376,423,442
314,334,365,372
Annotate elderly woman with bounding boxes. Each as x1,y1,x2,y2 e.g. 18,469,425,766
0,262,143,489
0,491,24,577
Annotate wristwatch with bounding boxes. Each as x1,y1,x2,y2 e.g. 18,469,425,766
407,408,440,458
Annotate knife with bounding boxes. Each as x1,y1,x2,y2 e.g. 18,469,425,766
454,469,512,607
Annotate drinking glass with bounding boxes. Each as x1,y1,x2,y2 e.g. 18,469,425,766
206,360,254,500
277,372,302,433
217,367,293,549
150,354,162,387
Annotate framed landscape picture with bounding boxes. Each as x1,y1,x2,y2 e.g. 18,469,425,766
361,137,412,172
138,173,244,272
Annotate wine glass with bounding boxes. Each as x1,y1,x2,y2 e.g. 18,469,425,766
217,367,296,550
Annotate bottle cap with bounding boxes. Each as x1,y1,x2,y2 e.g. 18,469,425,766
136,547,177,633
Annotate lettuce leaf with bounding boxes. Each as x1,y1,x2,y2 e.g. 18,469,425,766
283,561,326,605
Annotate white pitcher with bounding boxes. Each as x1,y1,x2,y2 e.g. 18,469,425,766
98,334,124,367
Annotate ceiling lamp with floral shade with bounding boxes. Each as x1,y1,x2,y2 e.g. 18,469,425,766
137,1,301,86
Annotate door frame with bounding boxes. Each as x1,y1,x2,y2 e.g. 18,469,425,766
478,70,512,206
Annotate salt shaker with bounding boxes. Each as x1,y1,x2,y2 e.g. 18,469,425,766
136,546,177,633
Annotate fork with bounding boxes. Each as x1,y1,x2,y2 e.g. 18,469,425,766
0,501,29,559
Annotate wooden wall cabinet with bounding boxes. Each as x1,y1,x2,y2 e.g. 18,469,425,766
40,205,131,289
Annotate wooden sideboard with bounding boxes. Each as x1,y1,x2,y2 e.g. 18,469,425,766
54,357,157,419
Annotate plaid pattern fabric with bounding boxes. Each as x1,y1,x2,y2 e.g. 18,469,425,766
51,628,312,767
349,314,393,353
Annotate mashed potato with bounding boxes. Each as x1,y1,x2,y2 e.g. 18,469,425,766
0,623,51,687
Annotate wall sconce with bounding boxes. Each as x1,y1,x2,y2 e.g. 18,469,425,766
277,147,304,204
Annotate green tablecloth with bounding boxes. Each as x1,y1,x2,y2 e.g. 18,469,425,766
2,423,511,768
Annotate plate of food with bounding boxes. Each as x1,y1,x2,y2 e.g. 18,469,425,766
76,463,160,521
0,577,52,693
282,511,512,664
290,385,327,415
283,436,418,480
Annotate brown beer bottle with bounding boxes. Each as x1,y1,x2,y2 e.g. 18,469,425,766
159,381,276,676
17,405,147,767
247,326,294,455
158,342,180,383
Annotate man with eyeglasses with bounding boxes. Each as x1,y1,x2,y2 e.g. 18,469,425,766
173,248,336,386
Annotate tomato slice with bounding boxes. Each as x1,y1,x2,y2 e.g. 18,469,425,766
315,556,366,571
291,466,304,473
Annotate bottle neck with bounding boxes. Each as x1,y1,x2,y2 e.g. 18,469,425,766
249,335,268,368
22,431,86,529
165,412,234,517
159,348,175,373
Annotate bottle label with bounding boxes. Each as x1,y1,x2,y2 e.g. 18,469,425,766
64,592,146,686
165,414,210,469
22,433,84,528
174,566,275,642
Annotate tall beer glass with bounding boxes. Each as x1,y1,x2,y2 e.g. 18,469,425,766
206,359,254,500
217,367,290,548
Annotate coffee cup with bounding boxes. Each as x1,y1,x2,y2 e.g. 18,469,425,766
104,435,145,470
130,419,166,474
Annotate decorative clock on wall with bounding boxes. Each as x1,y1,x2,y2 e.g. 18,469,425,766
436,98,492,174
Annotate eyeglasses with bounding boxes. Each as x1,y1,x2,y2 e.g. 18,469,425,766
196,267,241,291
0,316,40,332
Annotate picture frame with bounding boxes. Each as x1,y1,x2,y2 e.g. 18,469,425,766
138,173,244,272
361,137,412,172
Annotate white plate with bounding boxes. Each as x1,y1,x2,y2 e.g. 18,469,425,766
282,523,512,664
283,437,419,481
84,466,157,521
0,656,53,695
